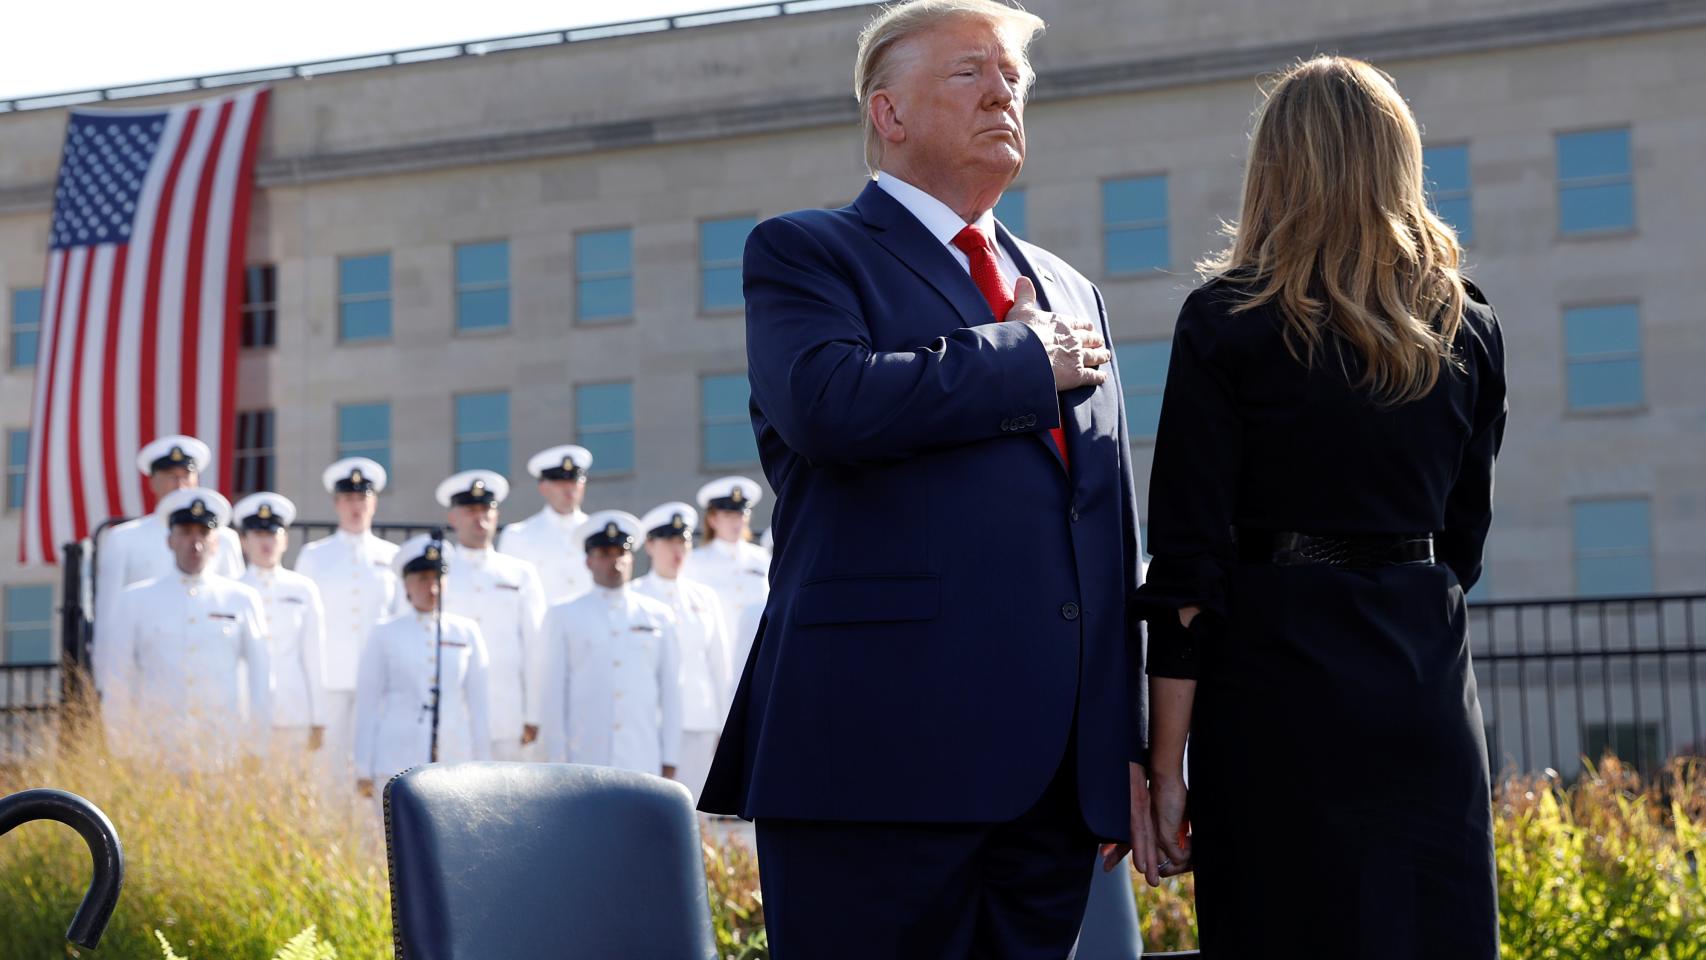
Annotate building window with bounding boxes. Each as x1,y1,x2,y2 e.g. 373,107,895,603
337,402,391,474
232,410,275,496
1572,498,1653,596
453,391,510,474
338,253,391,342
6,429,27,511
575,382,634,475
1103,176,1168,275
1583,720,1663,772
455,241,509,332
702,374,758,468
1424,144,1473,245
1564,303,1642,411
994,187,1027,240
576,228,633,324
1115,340,1170,440
240,264,276,349
701,216,757,313
1557,128,1633,235
3,585,54,664
10,287,42,369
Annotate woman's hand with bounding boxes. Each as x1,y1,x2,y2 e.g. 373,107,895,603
1179,605,1201,629
1100,762,1162,886
1150,772,1193,877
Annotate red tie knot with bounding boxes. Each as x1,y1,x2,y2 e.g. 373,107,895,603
951,224,991,258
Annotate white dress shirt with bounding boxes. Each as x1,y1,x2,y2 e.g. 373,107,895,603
353,610,492,782
497,506,592,604
240,565,329,729
634,571,732,733
540,585,682,775
442,546,548,741
93,511,242,690
100,570,272,766
876,172,1021,286
292,529,403,692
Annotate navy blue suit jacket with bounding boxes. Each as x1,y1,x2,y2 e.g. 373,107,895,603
699,181,1147,841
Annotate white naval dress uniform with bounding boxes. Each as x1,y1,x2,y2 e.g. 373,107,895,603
442,547,548,760
683,539,770,670
240,565,328,747
353,611,492,787
292,530,403,780
497,507,592,604
633,571,731,799
540,586,682,776
93,511,243,691
100,572,272,768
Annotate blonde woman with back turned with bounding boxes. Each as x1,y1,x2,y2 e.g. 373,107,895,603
1136,56,1506,958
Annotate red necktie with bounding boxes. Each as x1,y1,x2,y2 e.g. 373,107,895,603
952,225,1069,471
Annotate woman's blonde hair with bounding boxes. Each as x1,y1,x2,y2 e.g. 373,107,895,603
854,0,1044,179
1200,55,1466,405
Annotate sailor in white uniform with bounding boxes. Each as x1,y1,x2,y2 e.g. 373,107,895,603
540,511,682,779
354,535,492,800
292,458,403,784
683,476,771,665
100,489,272,769
633,501,731,800
496,445,594,604
93,435,243,695
436,470,548,761
234,492,328,757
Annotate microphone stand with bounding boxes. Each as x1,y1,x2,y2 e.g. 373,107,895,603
428,526,445,764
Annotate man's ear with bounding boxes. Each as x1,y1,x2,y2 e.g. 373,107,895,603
870,90,906,147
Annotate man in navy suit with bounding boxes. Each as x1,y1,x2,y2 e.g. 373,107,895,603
699,2,1157,956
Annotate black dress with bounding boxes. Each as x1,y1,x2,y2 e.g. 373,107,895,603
1137,277,1506,959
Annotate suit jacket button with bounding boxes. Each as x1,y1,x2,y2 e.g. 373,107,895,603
1025,414,1037,427
1061,602,1080,621
1000,418,1012,431
1070,507,1080,523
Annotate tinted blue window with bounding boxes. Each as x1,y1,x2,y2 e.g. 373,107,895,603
454,392,509,473
994,188,1027,240
576,382,634,474
337,403,392,474
10,287,42,368
1573,499,1653,595
1115,340,1170,439
1557,129,1633,234
1564,304,1642,410
1103,176,1168,275
701,217,757,312
577,228,633,323
3,585,54,664
6,429,28,511
702,374,758,467
1424,145,1474,245
455,241,509,332
338,254,391,342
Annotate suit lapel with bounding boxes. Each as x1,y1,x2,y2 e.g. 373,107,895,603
998,225,1097,474
855,182,995,331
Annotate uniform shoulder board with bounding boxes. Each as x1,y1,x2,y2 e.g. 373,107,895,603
496,582,521,592
209,612,238,621
282,596,305,605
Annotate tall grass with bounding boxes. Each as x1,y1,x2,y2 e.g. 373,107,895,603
5,694,1702,960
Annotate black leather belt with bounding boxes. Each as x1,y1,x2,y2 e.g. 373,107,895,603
1236,529,1434,568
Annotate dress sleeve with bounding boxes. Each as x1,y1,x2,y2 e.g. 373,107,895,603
1437,293,1508,591
1134,290,1242,680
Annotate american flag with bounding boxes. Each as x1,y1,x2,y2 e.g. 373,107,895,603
18,88,270,565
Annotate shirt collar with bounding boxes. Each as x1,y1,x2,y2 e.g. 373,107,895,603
876,172,999,249
335,528,367,547
547,507,586,530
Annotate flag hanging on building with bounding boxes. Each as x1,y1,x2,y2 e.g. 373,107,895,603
18,88,270,566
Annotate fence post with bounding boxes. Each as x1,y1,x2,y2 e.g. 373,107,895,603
58,540,94,749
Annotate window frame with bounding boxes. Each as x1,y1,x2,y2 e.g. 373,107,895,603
336,251,393,344
573,226,636,326
1100,173,1171,279
452,390,512,475
453,239,511,335
1555,126,1636,238
1561,300,1645,416
1569,496,1655,597
698,214,759,316
574,379,637,478
699,371,759,471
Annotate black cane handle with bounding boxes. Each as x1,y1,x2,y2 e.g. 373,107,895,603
0,788,125,948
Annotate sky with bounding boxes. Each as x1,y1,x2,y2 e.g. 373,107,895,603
0,1,864,101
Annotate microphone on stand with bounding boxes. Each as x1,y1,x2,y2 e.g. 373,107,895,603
428,525,446,763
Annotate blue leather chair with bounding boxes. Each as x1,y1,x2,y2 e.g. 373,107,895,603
384,763,717,959
1076,861,1145,958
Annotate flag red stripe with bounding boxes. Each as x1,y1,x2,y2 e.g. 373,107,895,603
34,253,70,563
180,99,234,445
137,106,201,514
99,244,129,522
66,255,96,541
220,90,269,497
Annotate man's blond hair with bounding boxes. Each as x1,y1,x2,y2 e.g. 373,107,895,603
853,0,1045,179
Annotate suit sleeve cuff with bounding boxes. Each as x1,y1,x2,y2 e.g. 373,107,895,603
1145,610,1212,680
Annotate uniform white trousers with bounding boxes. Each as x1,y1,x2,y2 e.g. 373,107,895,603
675,730,719,801
490,738,542,762
319,690,359,788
